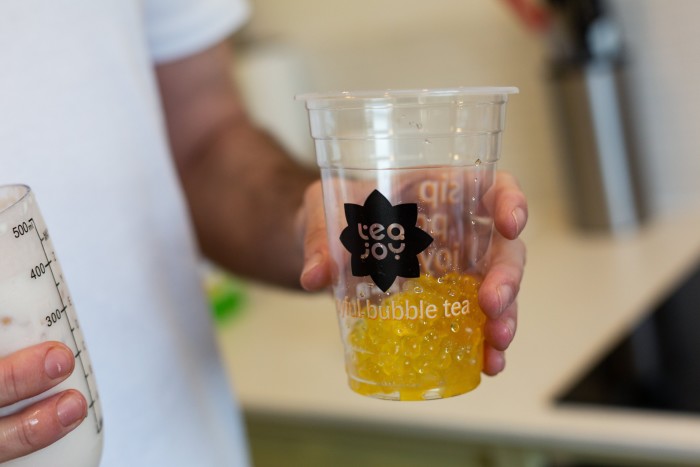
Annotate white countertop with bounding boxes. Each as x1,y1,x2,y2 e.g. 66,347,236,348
216,199,700,464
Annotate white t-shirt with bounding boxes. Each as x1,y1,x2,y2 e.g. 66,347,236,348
0,0,251,465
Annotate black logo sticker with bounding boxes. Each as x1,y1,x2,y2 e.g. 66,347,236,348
340,190,433,292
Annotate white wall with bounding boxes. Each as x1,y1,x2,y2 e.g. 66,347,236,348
233,0,563,203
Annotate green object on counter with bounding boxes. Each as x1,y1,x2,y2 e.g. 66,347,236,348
205,271,247,324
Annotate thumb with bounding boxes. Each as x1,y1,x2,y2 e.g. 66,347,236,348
298,180,332,291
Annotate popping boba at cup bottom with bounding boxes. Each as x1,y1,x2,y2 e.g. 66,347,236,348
343,273,486,401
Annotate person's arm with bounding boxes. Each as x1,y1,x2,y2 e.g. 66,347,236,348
156,42,317,288
156,40,528,374
0,342,86,462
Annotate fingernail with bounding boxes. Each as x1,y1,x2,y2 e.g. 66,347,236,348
301,252,323,278
57,392,86,427
45,347,72,380
505,316,516,341
511,207,526,236
497,285,514,315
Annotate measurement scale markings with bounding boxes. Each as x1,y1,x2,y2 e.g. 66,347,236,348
29,218,102,433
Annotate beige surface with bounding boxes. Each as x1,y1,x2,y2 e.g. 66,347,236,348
217,199,700,464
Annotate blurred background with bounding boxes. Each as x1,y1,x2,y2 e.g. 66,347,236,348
211,1,700,466
231,0,700,225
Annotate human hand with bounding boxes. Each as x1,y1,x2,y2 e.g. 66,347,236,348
474,172,527,375
299,172,527,376
0,342,87,462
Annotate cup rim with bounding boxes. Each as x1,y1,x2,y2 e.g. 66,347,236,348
295,86,519,102
0,184,31,216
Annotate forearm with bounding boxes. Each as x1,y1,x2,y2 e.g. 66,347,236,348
156,41,318,287
177,115,318,287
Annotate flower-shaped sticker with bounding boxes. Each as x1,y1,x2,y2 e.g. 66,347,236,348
340,190,433,292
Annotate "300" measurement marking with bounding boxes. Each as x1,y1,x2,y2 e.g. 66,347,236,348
45,306,66,327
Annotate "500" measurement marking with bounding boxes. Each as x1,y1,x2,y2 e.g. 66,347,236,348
12,222,33,238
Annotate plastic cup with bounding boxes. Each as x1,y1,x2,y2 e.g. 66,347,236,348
298,87,518,400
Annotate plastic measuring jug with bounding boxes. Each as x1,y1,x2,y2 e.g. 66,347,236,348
0,185,103,467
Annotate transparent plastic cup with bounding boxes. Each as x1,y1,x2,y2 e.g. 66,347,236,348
298,88,518,400
0,185,103,466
